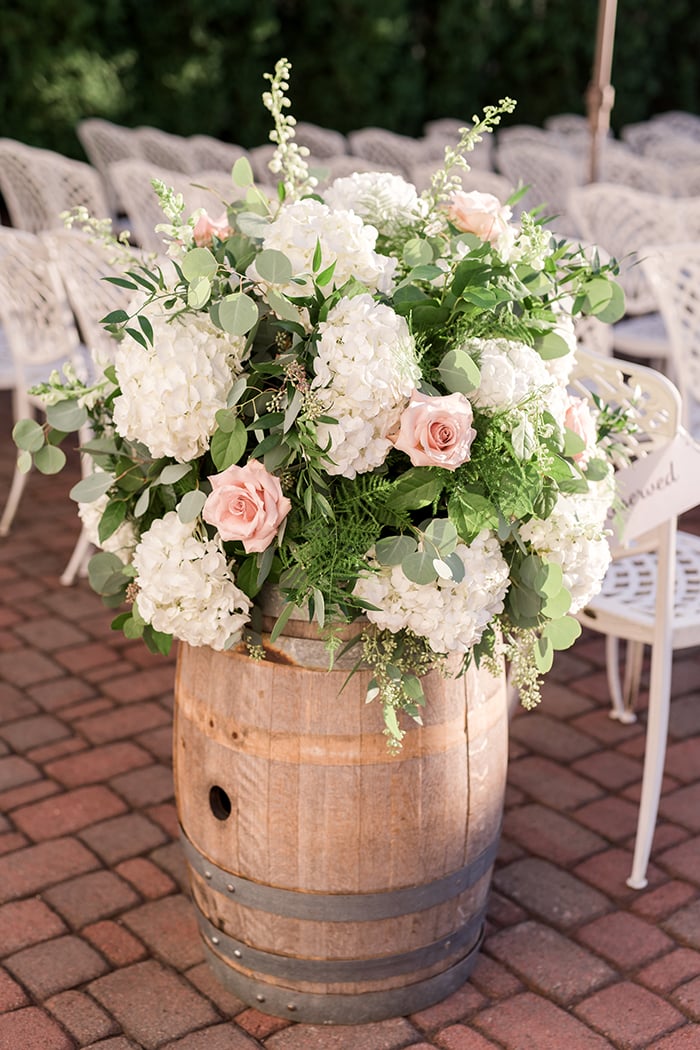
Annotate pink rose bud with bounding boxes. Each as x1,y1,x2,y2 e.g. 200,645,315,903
203,459,291,553
193,210,232,248
564,396,597,466
446,190,512,246
393,390,477,470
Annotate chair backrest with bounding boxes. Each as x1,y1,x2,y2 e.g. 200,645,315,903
136,126,195,174
294,122,347,159
566,184,690,314
652,111,700,140
495,140,583,227
188,135,248,173
598,146,674,195
346,128,425,177
0,140,58,232
108,159,190,252
42,228,133,368
76,118,144,212
0,228,84,417
640,243,700,436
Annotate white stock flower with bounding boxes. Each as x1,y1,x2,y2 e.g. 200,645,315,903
311,293,421,477
354,531,510,655
323,171,427,239
467,337,555,412
520,477,614,612
132,512,251,649
258,197,397,294
113,303,247,462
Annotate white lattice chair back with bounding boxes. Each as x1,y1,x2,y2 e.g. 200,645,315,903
294,122,347,159
42,228,136,368
641,242,700,437
495,140,583,233
108,160,189,252
598,147,675,196
77,118,144,213
0,139,58,232
651,111,700,141
136,126,195,174
188,135,249,173
39,150,111,222
346,128,425,177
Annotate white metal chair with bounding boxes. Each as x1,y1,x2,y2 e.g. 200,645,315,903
0,230,93,583
571,348,700,889
566,185,700,371
641,243,700,438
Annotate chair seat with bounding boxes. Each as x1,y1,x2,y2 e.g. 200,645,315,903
579,531,700,649
613,312,669,357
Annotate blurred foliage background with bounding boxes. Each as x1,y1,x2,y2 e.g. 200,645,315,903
1,0,698,159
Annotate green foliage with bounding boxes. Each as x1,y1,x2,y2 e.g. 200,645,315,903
2,1,698,160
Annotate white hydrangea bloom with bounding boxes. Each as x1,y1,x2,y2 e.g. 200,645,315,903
520,477,614,612
258,197,397,295
132,512,251,649
311,293,421,477
467,337,555,412
323,171,427,239
78,486,138,565
113,304,247,463
354,531,510,655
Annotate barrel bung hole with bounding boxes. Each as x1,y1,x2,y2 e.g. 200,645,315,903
209,785,232,821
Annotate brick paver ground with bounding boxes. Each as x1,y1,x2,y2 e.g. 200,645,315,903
2,387,700,1049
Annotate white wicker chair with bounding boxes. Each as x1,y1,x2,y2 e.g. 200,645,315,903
136,126,195,174
0,229,90,576
651,111,700,142
571,348,700,889
188,135,249,173
494,140,583,233
0,139,110,231
76,118,144,213
294,122,347,158
567,185,700,370
598,145,675,195
346,128,426,177
641,243,700,438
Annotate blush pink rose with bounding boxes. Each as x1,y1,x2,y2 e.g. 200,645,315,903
193,210,233,247
392,390,477,470
564,396,597,466
203,459,291,553
446,190,512,246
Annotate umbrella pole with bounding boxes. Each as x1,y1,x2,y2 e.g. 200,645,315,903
586,0,618,183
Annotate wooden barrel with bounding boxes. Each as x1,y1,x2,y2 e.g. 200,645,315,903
173,607,508,1025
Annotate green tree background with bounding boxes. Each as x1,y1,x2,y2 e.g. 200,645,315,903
1,0,698,159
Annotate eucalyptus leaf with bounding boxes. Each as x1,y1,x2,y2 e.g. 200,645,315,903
219,293,259,336
375,534,418,565
236,211,270,238
88,550,125,593
403,237,434,267
46,399,88,433
534,636,554,673
134,487,151,517
210,419,247,469
541,586,572,619
69,471,114,503
592,280,625,323
401,550,438,584
34,444,66,475
158,463,191,486
256,248,293,284
535,331,571,360
178,489,207,523
181,247,218,283
267,288,304,323
423,518,458,555
227,376,249,408
442,550,465,583
187,275,211,309
17,449,32,474
543,614,582,650
283,387,304,433
232,156,254,187
13,418,45,453
438,347,481,394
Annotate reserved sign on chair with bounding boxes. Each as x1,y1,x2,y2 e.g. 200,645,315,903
612,427,700,544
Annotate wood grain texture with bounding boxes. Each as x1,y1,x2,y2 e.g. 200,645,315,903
173,624,507,1012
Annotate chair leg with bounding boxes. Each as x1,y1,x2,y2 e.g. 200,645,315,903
60,527,93,586
0,463,29,537
606,636,638,724
626,644,673,890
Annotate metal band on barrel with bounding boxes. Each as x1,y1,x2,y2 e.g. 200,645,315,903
180,826,500,922
203,931,485,1025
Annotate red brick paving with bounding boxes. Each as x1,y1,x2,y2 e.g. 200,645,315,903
2,387,700,1047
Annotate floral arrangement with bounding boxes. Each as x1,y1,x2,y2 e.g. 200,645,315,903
15,60,630,747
